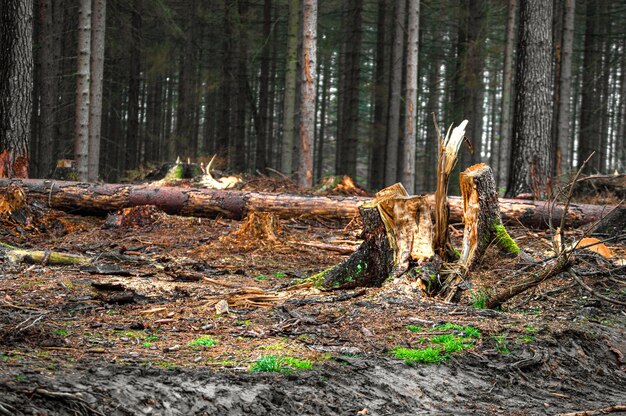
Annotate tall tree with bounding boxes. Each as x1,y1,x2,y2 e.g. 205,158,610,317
125,1,142,171
506,0,554,198
336,0,363,179
87,0,106,181
0,0,33,178
74,0,92,180
297,0,317,187
401,0,420,193
497,0,517,189
281,0,299,175
553,0,575,179
384,0,405,186
255,0,272,171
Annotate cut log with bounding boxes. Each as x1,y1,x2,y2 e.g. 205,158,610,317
0,178,613,228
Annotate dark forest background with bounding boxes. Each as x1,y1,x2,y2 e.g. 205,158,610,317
25,0,626,194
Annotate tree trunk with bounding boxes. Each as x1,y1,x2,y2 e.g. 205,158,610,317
315,55,329,182
0,178,611,229
505,0,554,198
384,0,405,186
217,0,232,160
400,0,420,194
232,0,248,172
87,0,106,182
281,0,299,176
368,0,389,191
255,0,272,171
125,1,141,171
554,0,575,179
296,0,316,187
74,0,92,181
497,0,517,190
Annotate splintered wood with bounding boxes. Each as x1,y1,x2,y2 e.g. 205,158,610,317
233,211,282,244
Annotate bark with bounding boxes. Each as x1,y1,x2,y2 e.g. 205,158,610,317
255,0,272,171
125,1,141,171
336,0,363,179
578,0,602,174
74,0,92,181
554,0,575,179
400,0,420,194
497,0,517,190
505,0,554,198
232,1,248,172
384,0,405,186
315,55,329,182
217,1,232,159
368,0,389,191
297,0,316,187
281,0,299,175
87,0,106,182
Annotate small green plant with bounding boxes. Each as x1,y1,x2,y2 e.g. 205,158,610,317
406,324,424,333
520,335,534,343
431,334,474,353
524,326,538,333
155,361,175,369
14,374,26,382
256,275,267,281
274,272,287,278
494,335,510,354
249,355,312,373
188,336,217,348
142,341,154,348
146,335,160,342
431,322,464,332
0,353,8,361
463,326,481,339
258,342,287,351
53,328,68,337
470,290,490,309
392,347,447,364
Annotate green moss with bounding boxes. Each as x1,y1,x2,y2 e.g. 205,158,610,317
392,347,448,364
164,164,185,180
493,222,520,255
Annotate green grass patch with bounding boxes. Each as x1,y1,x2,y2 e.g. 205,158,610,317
406,324,424,333
519,335,535,343
494,335,510,354
524,326,538,333
250,355,313,373
274,272,287,278
142,342,154,348
431,322,464,332
188,336,217,348
392,347,448,364
431,334,475,353
470,290,490,309
145,335,160,342
53,328,68,337
256,275,267,281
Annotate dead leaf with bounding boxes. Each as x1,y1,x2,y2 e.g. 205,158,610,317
575,237,614,258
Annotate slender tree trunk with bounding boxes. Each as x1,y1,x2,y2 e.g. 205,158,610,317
217,1,232,160
505,0,554,198
401,0,420,194
125,1,141,171
554,0,575,179
255,0,272,171
316,58,329,182
578,0,602,174
87,0,106,181
619,36,626,171
369,0,389,191
384,0,405,186
497,0,517,190
232,0,248,172
281,0,299,175
74,0,92,181
297,0,317,187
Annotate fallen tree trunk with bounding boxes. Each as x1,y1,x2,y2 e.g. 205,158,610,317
0,178,613,228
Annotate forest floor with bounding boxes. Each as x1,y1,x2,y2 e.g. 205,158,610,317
0,180,624,415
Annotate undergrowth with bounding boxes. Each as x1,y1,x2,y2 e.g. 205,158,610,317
250,355,313,373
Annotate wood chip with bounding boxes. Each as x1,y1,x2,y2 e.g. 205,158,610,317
215,299,229,315
139,307,167,315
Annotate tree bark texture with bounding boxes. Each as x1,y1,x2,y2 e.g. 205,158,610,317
281,0,299,175
400,0,419,194
255,0,272,171
297,0,317,187
0,178,612,229
384,0,405,186
0,0,33,179
497,0,517,189
87,0,106,182
506,0,554,198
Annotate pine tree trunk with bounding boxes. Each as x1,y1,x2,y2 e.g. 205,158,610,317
555,0,575,179
505,0,554,198
281,0,299,175
400,0,419,194
87,0,106,182
125,1,141,171
232,1,248,172
297,0,317,187
384,0,405,186
74,0,92,181
369,0,390,191
217,1,232,160
497,0,516,190
315,57,329,182
255,0,272,171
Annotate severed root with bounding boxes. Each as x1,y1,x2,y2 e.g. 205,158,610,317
459,163,519,271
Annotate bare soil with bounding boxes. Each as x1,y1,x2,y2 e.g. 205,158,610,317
0,199,625,415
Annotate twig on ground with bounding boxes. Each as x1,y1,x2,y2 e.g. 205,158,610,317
557,404,626,416
568,269,626,307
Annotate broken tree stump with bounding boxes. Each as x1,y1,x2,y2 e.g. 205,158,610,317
459,163,519,271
